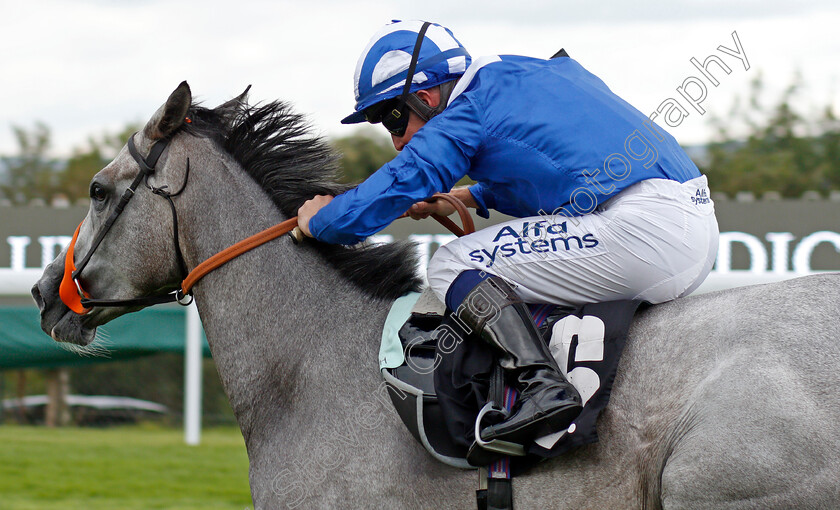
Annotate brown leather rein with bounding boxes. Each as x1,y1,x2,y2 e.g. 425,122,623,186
184,192,475,296
61,185,474,315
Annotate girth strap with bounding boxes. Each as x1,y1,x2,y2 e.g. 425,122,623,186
477,478,512,510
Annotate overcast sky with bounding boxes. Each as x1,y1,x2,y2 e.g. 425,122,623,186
1,0,838,157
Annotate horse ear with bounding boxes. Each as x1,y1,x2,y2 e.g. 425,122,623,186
215,85,251,128
144,81,192,140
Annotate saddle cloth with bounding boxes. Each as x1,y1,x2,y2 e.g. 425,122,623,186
380,289,643,471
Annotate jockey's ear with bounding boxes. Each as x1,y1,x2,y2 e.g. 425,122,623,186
144,81,192,140
215,85,251,130
414,87,441,108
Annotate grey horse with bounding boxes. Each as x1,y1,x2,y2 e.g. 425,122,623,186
32,83,840,509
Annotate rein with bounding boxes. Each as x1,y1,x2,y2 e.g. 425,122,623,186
398,192,475,238
180,191,473,302
59,134,474,315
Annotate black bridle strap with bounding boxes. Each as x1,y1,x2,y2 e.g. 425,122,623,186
72,136,169,280
81,293,182,309
129,133,168,171
146,157,191,277
74,133,193,309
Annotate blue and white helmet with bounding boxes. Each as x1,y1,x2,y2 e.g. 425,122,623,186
341,20,471,124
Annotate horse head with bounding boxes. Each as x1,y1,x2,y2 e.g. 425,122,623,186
32,81,419,347
31,81,248,345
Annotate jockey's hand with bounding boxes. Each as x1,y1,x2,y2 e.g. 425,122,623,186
297,195,334,238
407,197,456,220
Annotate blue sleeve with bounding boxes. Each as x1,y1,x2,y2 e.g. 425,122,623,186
309,97,485,245
468,182,494,219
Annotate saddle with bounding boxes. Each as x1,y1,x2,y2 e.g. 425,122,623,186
380,289,643,471
380,290,474,467
377,177,645,508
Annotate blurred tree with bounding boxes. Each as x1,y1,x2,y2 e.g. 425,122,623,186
0,122,143,205
58,142,107,204
331,127,397,183
817,105,840,188
702,73,840,196
330,127,474,188
0,122,56,204
100,123,144,159
56,123,143,204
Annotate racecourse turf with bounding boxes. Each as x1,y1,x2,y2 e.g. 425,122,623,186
0,424,252,509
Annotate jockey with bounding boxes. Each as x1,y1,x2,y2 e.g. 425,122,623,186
298,20,719,449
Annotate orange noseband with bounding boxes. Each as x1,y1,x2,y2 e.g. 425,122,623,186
59,221,91,315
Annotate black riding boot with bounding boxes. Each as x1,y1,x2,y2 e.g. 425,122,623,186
457,276,582,445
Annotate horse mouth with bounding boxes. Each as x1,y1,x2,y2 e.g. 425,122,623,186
48,309,98,346
33,276,100,346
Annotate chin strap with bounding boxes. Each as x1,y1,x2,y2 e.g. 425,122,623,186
405,79,459,122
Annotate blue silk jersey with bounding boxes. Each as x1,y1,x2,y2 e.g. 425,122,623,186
309,55,701,245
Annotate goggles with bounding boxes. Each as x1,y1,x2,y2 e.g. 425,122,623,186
363,99,410,137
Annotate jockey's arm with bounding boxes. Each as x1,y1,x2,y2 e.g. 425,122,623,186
299,186,477,238
304,98,484,245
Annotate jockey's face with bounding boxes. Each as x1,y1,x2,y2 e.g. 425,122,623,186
390,87,440,152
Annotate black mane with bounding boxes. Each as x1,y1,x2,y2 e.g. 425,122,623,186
184,100,421,300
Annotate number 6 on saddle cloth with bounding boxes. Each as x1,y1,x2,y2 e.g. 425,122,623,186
379,289,642,472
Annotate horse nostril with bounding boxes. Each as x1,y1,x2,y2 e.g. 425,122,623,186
31,284,46,311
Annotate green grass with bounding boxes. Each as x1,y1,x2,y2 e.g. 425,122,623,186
0,424,252,510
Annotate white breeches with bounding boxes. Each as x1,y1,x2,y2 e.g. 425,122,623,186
428,176,719,306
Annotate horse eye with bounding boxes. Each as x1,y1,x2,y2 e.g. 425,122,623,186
90,182,108,202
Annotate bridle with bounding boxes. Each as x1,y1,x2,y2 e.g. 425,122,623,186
59,132,194,314
59,130,475,316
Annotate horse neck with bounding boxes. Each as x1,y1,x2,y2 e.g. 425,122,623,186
173,146,393,435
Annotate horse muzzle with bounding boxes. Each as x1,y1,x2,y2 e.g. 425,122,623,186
32,259,97,346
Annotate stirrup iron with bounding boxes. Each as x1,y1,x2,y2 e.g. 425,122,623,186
473,402,526,457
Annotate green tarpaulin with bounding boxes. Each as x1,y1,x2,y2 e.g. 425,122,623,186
0,306,210,369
